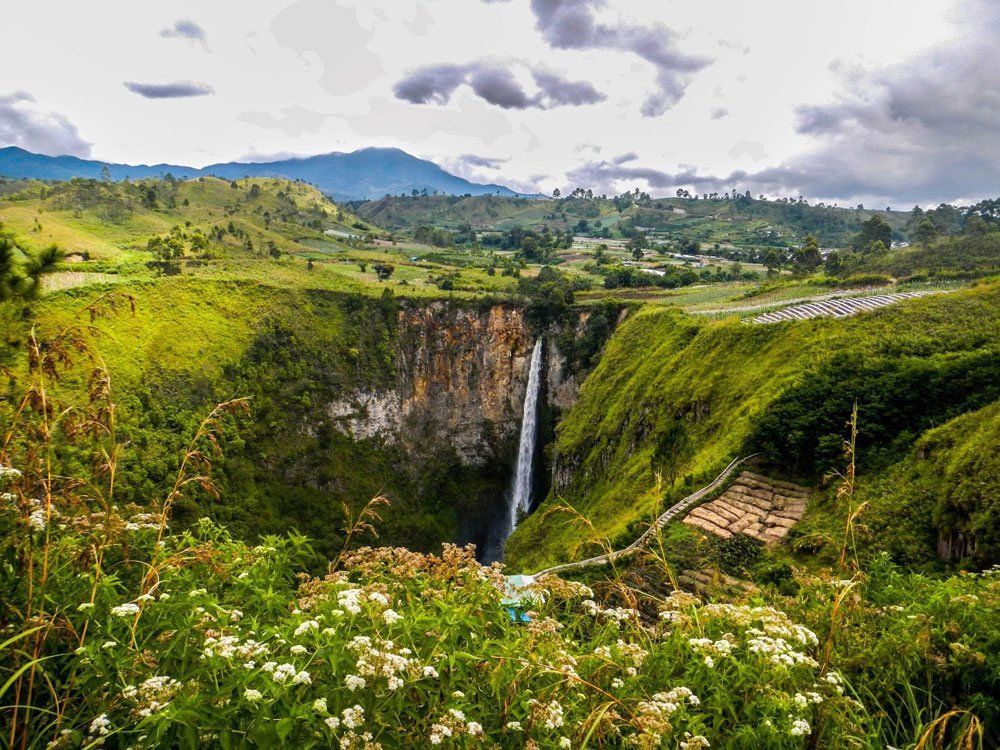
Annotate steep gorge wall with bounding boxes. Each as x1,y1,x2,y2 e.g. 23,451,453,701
9,279,593,561
304,299,584,556
327,303,541,468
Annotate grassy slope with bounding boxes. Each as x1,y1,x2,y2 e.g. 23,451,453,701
507,282,1000,572
839,399,1000,567
1,275,506,560
0,176,378,263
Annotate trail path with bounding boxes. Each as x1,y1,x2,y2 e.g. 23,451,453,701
529,455,758,578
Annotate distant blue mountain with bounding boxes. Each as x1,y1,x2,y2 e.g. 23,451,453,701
0,146,522,200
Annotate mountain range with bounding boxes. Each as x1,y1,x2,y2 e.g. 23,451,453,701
0,146,522,201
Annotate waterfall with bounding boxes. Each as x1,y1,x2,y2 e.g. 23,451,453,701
506,337,544,539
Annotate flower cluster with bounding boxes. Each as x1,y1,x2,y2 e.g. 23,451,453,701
202,632,269,663
122,676,181,718
428,708,484,745
347,635,415,691
261,661,311,685
630,687,701,747
527,698,565,730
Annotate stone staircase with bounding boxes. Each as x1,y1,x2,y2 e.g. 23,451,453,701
683,471,809,544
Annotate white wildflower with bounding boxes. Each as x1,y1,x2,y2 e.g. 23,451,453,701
341,705,365,729
368,591,390,607
313,698,328,713
110,602,140,617
88,714,111,737
429,724,452,745
790,718,811,736
681,734,711,750
244,689,262,702
346,674,367,692
294,619,319,637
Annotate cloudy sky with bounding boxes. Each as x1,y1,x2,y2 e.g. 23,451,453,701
1,0,996,205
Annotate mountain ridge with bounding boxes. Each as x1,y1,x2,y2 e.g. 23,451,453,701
0,145,524,201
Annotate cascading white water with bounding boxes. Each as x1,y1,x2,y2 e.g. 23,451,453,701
506,337,544,539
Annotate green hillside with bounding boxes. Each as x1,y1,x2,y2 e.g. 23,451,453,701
2,180,998,750
507,282,1000,572
353,193,912,248
0,176,378,264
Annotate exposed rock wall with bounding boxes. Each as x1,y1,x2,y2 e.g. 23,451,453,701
325,302,579,469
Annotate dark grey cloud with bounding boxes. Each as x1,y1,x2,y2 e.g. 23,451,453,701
529,0,709,116
612,151,638,165
469,66,534,109
0,91,91,157
757,0,1000,203
394,62,604,110
532,69,604,107
160,19,208,49
124,81,214,99
568,0,1000,205
393,64,466,105
711,107,728,120
566,159,693,192
458,153,509,169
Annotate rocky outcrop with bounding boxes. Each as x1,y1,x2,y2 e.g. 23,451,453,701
683,472,810,544
325,302,580,469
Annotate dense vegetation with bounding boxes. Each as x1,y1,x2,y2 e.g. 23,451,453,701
0,340,995,747
352,193,912,248
1,178,998,748
508,282,1000,572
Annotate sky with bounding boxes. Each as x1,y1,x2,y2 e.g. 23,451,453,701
0,0,997,206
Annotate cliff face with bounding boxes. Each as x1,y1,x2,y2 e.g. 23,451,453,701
327,302,574,469
319,299,594,557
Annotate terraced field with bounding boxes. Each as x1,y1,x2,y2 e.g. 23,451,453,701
752,291,937,324
683,472,810,544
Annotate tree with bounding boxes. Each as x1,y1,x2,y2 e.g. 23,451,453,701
792,235,822,274
373,262,395,281
552,188,561,198
824,250,843,276
763,248,782,275
631,246,644,261
913,218,938,245
852,215,892,253
1,236,62,300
